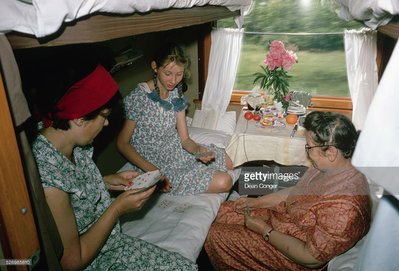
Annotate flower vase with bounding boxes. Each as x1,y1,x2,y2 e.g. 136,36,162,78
273,100,283,111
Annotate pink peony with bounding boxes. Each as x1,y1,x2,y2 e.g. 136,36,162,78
265,51,282,70
264,40,297,71
254,40,298,111
282,51,297,71
269,40,285,54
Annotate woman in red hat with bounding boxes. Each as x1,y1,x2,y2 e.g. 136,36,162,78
32,63,198,271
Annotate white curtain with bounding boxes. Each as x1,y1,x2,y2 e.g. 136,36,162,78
201,28,243,113
352,41,399,199
344,28,378,130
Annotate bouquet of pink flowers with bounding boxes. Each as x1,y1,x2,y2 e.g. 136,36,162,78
253,40,297,111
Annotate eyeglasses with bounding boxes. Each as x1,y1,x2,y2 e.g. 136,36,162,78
305,144,335,152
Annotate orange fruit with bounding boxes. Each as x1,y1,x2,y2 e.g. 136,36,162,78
286,114,298,124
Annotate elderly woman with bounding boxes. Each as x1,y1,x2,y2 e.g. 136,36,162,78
204,111,371,271
32,63,198,271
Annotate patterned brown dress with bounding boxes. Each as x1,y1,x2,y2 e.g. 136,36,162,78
205,166,371,271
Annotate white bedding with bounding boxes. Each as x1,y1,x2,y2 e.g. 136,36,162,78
120,191,227,262
334,0,399,29
117,126,240,262
0,0,253,37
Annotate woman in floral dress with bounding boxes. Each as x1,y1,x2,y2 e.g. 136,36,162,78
32,63,197,271
205,111,371,270
117,43,234,195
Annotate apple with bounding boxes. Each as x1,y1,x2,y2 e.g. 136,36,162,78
253,114,261,121
244,111,253,120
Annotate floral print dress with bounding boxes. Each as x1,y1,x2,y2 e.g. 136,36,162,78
32,135,198,271
123,83,228,196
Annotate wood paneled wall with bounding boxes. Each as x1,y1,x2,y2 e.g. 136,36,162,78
0,74,39,270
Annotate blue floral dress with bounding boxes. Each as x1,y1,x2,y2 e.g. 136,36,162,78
32,135,198,271
123,83,228,195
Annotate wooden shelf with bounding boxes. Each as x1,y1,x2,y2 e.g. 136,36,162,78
7,6,238,49
378,20,399,39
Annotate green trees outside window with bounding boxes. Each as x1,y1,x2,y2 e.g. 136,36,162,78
218,0,362,97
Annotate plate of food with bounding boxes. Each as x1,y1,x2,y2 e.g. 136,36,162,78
287,104,306,115
124,170,162,191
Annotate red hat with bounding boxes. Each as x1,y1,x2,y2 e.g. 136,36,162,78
54,64,118,120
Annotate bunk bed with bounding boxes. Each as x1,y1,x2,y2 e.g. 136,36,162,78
0,0,252,269
1,0,398,270
3,0,251,48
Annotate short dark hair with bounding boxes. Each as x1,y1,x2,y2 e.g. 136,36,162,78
303,111,360,158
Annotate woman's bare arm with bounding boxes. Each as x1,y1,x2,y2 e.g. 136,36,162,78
45,185,155,270
116,119,158,172
235,187,293,211
245,215,325,268
176,111,200,154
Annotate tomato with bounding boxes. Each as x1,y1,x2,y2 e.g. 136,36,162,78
244,111,253,120
253,114,261,121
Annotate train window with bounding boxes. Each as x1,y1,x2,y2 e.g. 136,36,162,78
218,0,362,112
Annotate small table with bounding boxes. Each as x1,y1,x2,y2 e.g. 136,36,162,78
226,110,311,167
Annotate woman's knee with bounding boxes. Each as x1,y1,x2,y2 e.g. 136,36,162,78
208,172,233,193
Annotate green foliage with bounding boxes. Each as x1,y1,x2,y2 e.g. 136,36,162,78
253,65,291,108
217,0,362,96
236,43,349,96
219,0,362,51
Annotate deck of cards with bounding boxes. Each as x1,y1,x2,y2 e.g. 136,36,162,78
124,170,162,191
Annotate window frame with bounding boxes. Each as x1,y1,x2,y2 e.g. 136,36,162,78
198,23,354,116
231,91,352,115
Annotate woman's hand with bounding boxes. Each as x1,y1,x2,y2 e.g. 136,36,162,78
197,145,216,164
234,197,259,213
244,213,268,235
112,186,156,217
157,175,172,192
103,171,140,191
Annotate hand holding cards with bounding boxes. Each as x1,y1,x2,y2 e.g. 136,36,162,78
124,170,162,192
194,151,214,159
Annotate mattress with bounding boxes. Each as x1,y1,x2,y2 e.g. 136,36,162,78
118,125,240,262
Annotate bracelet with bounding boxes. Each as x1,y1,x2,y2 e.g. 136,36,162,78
263,227,274,242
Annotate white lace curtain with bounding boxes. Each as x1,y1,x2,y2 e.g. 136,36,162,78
201,28,243,113
344,28,378,130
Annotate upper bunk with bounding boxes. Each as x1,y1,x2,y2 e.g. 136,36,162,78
334,0,399,38
2,0,253,49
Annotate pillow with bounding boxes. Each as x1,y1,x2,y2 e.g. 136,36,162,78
188,126,232,149
191,109,237,135
216,111,236,135
191,109,220,130
186,116,193,127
